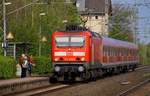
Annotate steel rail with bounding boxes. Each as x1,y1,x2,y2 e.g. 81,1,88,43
118,77,150,96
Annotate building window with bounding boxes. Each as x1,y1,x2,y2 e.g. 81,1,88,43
95,16,98,19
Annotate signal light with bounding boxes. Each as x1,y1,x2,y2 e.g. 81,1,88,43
78,66,84,72
81,57,85,61
55,58,59,61
55,66,60,72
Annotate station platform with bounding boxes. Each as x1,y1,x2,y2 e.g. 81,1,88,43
0,77,50,96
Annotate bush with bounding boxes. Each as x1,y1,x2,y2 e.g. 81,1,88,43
32,56,51,75
0,56,16,79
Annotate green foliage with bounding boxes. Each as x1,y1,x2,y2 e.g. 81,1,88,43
0,0,80,56
0,56,16,79
139,44,150,65
32,56,51,75
109,5,135,42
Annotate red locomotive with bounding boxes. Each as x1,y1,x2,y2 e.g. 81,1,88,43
50,26,139,82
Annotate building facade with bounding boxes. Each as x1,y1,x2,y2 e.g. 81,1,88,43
76,0,112,36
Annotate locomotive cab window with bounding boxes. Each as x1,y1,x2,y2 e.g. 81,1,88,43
55,36,85,47
55,37,69,47
70,37,84,46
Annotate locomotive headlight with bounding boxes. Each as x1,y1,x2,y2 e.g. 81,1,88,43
54,58,59,61
81,57,85,61
54,66,60,72
78,66,84,72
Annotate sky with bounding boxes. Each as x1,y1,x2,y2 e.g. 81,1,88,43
112,0,150,44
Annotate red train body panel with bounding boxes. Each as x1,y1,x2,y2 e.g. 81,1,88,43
50,29,139,81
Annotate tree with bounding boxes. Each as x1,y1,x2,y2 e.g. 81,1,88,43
109,4,136,42
139,43,150,65
0,0,80,56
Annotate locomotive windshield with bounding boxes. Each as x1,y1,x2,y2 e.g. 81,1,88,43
55,36,84,47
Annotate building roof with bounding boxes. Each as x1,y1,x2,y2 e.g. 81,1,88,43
76,0,112,15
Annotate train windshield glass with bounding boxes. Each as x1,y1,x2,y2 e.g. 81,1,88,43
55,36,84,47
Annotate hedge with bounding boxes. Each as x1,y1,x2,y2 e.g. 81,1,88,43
0,56,16,79
32,56,51,75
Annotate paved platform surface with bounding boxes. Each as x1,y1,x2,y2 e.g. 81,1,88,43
0,77,48,86
0,77,50,95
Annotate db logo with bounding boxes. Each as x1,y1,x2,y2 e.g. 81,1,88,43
67,52,73,56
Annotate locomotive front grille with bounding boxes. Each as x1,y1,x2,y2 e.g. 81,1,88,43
53,62,88,73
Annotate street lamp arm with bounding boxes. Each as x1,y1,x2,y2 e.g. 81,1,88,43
7,0,40,15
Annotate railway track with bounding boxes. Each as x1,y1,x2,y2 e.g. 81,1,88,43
16,84,70,96
118,78,150,96
116,65,150,96
4,83,72,96
4,65,149,96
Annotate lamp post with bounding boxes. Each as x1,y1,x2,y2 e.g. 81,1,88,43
2,0,11,56
39,13,46,56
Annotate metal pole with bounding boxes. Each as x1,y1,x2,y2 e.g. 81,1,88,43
3,0,7,56
13,43,16,59
38,13,45,56
39,15,41,56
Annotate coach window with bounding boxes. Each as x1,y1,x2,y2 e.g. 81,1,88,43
135,50,138,56
122,48,123,56
124,48,125,56
124,48,126,56
134,50,136,56
107,47,109,56
113,48,115,56
116,48,118,56
110,48,112,56
110,47,112,56
126,49,128,56
135,50,137,56
111,47,112,56
129,49,130,56
131,49,133,56
131,50,133,56
103,46,105,56
121,48,123,56
132,50,134,56
122,49,124,56
95,16,98,19
128,49,130,56
123,48,126,56
127,49,129,56
115,48,117,56
124,49,126,56
106,47,108,56
104,46,106,56
118,48,120,56
109,47,111,56
114,48,116,56
105,47,106,56
120,48,122,56
117,48,119,56
112,48,114,56
119,48,121,56
112,48,113,56
103,47,104,56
